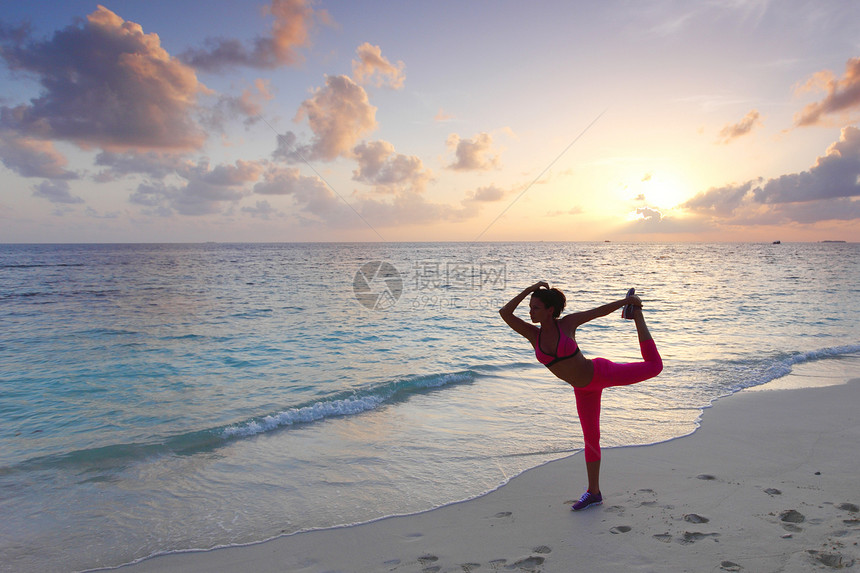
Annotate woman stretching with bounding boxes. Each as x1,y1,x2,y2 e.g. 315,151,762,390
499,282,663,511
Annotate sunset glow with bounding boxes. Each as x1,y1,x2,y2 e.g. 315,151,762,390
1,1,859,242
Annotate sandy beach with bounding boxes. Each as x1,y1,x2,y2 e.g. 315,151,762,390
116,376,859,573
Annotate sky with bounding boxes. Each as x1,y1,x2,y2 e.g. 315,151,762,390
1,0,859,243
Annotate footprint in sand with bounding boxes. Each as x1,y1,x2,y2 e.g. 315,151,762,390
494,511,513,518
684,513,710,524
653,533,672,543
697,474,717,481
532,546,552,554
764,488,782,496
506,556,545,571
633,489,658,507
679,531,720,544
779,509,805,523
808,550,856,569
419,556,441,573
610,526,632,534
460,563,481,572
838,503,859,513
720,561,743,571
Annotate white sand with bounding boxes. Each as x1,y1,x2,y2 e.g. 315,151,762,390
118,378,860,573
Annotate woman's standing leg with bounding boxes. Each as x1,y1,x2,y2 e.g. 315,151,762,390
573,385,602,493
571,306,662,510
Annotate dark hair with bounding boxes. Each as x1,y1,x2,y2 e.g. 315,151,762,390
531,287,566,318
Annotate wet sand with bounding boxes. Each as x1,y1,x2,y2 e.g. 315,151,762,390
117,377,859,573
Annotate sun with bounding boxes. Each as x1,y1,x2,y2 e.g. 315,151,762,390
633,172,692,208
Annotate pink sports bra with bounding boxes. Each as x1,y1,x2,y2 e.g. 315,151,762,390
534,321,581,367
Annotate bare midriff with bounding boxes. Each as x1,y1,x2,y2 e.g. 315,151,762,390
545,352,594,388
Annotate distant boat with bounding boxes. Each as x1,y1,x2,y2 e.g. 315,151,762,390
821,240,846,243
772,240,781,244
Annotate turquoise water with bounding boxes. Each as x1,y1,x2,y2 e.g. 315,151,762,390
1,242,858,571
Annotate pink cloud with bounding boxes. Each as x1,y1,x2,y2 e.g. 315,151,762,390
352,140,431,190
0,6,207,152
275,75,378,162
351,43,405,89
0,131,77,179
446,132,500,171
467,185,506,202
434,108,454,122
180,0,324,72
794,57,860,126
717,110,762,144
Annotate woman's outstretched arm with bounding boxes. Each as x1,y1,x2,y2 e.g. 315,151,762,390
562,295,640,330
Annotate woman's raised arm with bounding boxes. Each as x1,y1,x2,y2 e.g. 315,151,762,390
499,282,546,340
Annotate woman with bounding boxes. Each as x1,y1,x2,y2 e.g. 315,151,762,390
499,281,663,511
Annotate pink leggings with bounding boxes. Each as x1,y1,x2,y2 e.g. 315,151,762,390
573,339,663,462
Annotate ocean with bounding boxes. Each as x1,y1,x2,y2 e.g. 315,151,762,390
1,242,858,572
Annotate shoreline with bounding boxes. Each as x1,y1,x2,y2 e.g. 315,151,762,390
112,373,860,573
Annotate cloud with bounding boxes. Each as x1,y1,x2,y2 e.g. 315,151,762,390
648,11,697,37
94,150,193,181
435,108,454,122
0,6,207,152
634,206,663,221
754,125,860,203
351,43,405,89
170,179,248,215
357,191,475,227
195,159,265,186
180,0,323,72
680,126,860,226
717,110,761,143
131,180,246,216
129,159,259,215
547,206,584,217
794,57,860,126
257,156,490,229
446,132,500,171
275,75,377,162
33,180,83,204
466,185,506,202
201,78,274,130
0,131,77,179
766,197,860,224
620,211,712,234
253,165,340,216
681,180,758,217
352,140,431,190
242,199,281,219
